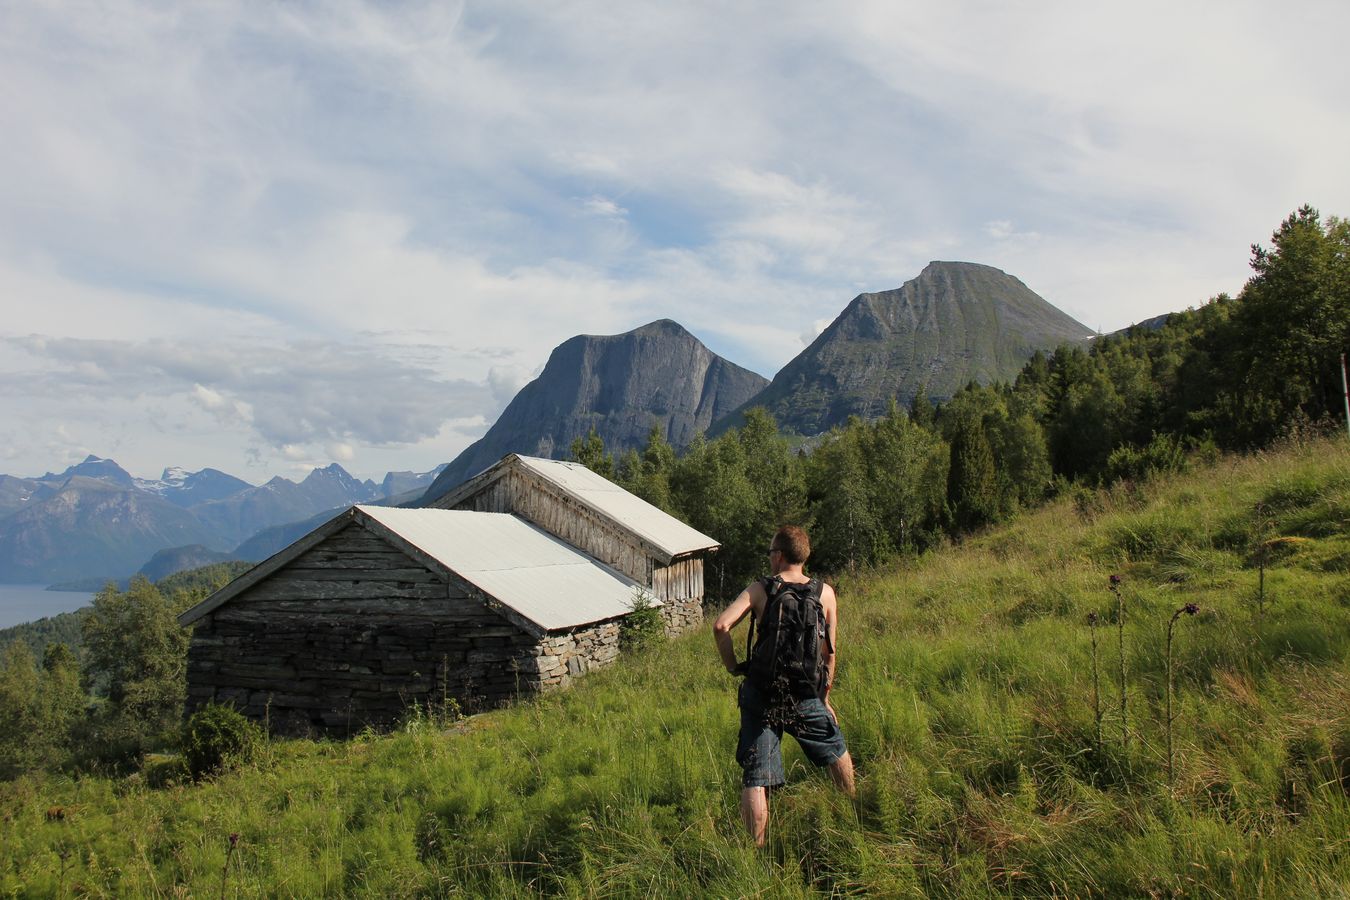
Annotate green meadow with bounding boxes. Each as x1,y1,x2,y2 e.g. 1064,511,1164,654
3,438,1349,897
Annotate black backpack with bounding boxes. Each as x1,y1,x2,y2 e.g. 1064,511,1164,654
744,576,832,701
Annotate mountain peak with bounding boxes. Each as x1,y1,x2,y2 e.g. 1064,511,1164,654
713,263,1093,436
631,318,691,337
160,466,189,483
421,319,768,502
57,455,136,489
922,260,1004,273
301,464,355,488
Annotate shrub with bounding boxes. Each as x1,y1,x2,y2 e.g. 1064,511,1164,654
1103,433,1190,485
620,588,665,653
181,703,263,780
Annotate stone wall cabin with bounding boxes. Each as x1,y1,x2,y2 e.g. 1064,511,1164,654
178,458,718,736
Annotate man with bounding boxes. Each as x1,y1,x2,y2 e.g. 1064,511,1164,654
713,525,855,847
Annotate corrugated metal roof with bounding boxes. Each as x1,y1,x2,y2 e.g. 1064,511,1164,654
514,456,719,558
358,506,646,632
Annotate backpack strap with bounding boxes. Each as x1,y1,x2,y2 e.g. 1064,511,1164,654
809,578,834,657
744,575,779,662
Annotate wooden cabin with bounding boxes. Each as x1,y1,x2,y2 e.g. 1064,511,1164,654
178,458,719,736
429,454,718,634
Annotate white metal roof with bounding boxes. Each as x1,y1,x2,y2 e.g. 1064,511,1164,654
358,506,647,632
513,456,719,558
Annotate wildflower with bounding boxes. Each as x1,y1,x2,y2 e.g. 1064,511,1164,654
1110,574,1129,748
1165,603,1200,785
1086,610,1103,748
221,831,241,897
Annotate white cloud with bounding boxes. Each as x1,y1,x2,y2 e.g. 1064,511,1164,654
487,365,530,411
581,196,627,219
799,318,835,347
984,220,1041,243
189,384,255,427
985,221,1013,240
2,334,495,455
327,442,356,462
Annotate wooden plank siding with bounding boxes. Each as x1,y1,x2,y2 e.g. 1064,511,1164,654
186,523,536,734
652,556,705,636
651,557,703,603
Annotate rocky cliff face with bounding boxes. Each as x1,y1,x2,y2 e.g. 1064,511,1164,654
717,261,1094,436
421,320,769,502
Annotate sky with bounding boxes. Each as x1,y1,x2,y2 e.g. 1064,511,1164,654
2,0,1347,485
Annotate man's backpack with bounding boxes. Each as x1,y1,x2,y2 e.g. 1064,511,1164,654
744,576,832,701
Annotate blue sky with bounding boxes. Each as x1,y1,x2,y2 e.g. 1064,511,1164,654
2,0,1347,484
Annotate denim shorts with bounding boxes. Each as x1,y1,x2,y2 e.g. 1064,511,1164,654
736,678,848,788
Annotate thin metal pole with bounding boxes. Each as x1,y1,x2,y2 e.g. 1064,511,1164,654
1342,353,1350,441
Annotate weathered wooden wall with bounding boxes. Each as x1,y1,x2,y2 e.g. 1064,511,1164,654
653,556,704,634
185,523,623,736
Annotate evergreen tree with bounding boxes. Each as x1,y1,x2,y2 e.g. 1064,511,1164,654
1206,206,1350,445
622,425,677,512
806,420,884,572
946,414,998,532
569,426,615,479
909,384,935,429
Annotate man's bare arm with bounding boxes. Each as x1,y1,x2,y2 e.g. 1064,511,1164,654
712,583,761,674
821,583,839,703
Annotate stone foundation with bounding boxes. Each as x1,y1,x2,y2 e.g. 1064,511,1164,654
186,613,624,737
660,594,703,636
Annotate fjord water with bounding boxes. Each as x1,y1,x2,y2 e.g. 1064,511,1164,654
0,584,94,628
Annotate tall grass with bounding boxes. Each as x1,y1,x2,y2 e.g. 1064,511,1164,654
3,438,1350,896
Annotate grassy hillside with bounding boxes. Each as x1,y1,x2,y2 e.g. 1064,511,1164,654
3,439,1349,896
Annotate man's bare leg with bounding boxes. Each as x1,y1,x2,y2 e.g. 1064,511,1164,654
740,786,769,847
828,751,856,797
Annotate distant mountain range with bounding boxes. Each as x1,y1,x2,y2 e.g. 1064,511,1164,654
0,456,445,584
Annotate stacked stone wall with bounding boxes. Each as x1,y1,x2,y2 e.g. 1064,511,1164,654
522,621,621,685
659,595,703,636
